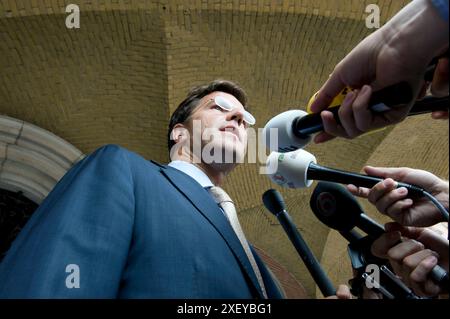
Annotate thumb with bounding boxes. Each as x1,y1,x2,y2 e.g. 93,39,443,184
363,166,408,181
385,222,423,240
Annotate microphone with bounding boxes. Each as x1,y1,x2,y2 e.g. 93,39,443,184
310,181,449,288
263,82,449,152
266,149,425,198
262,189,336,297
310,181,385,237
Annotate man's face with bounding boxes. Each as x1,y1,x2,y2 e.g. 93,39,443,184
187,91,249,164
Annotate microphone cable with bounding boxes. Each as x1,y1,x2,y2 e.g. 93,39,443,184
422,190,449,222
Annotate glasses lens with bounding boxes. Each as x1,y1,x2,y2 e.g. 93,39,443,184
243,112,256,125
214,96,256,126
214,96,233,111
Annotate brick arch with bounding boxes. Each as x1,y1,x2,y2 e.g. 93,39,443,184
0,115,84,204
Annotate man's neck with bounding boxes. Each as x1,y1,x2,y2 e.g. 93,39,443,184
171,152,235,186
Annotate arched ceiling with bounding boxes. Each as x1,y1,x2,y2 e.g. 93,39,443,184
1,0,448,298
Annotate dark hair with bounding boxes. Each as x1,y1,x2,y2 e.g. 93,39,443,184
167,79,248,152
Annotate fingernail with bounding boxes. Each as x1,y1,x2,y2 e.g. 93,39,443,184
388,231,401,240
384,223,395,232
383,178,394,188
343,91,354,105
398,187,407,195
361,85,370,95
426,256,438,265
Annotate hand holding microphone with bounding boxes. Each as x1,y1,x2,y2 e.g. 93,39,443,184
371,222,449,297
310,181,449,296
348,166,450,227
265,148,426,197
263,82,449,152
265,149,449,222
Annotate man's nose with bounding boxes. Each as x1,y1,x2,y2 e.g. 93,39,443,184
228,108,245,126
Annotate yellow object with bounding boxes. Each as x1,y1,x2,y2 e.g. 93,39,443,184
306,86,386,134
306,87,351,114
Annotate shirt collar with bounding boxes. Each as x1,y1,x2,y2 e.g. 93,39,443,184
168,160,214,188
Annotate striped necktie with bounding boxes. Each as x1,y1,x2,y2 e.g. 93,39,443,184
208,186,268,298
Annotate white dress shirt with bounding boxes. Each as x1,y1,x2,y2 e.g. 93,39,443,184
168,160,214,188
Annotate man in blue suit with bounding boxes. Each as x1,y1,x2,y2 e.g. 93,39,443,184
0,80,284,298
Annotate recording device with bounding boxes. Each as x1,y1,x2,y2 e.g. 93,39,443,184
266,148,425,197
262,189,336,297
263,82,449,152
266,148,449,221
310,181,449,297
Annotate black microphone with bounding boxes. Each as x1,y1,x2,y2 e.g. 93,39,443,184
310,181,385,237
310,181,449,288
294,93,449,138
266,149,425,198
262,189,336,297
263,81,449,152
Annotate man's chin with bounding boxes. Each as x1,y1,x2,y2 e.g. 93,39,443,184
200,148,245,165
200,139,244,163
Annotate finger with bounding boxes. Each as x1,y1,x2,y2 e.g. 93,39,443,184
386,239,425,263
310,72,347,113
403,249,439,272
422,278,441,297
367,178,397,206
408,254,438,282
375,187,410,214
384,222,424,240
431,110,449,120
338,90,364,138
363,166,410,181
368,102,412,129
347,184,370,198
352,85,374,132
362,287,382,299
313,131,337,144
335,284,352,299
320,110,348,138
410,255,441,297
384,198,414,224
371,231,402,258
365,166,439,194
384,222,404,233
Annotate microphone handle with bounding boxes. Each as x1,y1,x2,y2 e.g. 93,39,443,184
357,214,385,238
343,215,449,290
275,209,336,297
358,214,449,290
408,96,449,116
294,83,449,137
307,163,425,198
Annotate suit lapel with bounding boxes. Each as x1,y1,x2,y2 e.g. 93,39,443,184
159,165,264,298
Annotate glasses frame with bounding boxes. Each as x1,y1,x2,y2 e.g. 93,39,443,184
198,96,256,126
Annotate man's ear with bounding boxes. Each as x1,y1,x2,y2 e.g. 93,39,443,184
171,123,189,145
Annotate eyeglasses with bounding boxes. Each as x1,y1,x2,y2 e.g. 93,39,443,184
206,96,256,126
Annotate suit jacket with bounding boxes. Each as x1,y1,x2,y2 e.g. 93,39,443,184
0,145,283,298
